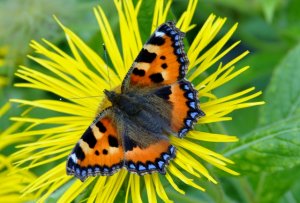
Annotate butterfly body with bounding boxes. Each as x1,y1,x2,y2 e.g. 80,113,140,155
67,21,205,181
104,88,172,135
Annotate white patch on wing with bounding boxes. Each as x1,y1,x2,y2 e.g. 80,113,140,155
155,31,165,37
70,153,78,163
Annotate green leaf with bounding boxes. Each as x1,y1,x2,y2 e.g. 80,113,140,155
137,0,156,41
280,177,300,203
260,43,300,125
223,43,300,202
224,43,300,172
225,115,300,172
255,166,300,203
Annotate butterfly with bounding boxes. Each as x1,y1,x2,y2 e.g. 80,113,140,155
66,21,205,181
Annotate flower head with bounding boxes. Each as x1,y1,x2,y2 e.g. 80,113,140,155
10,0,264,202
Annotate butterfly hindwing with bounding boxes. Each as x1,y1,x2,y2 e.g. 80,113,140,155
67,108,124,181
154,79,205,137
123,134,176,175
122,21,188,91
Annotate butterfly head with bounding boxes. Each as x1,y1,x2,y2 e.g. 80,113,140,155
104,89,119,104
104,89,142,116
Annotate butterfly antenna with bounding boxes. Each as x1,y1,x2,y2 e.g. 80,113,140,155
59,95,104,101
103,43,112,90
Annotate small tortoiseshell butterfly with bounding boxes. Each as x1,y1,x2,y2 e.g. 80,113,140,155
67,21,205,181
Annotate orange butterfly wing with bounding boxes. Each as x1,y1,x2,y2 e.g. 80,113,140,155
154,80,205,137
168,80,205,137
67,108,124,181
123,135,175,175
122,21,188,91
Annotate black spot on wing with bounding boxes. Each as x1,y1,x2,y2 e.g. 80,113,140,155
149,73,164,83
82,127,97,148
132,68,145,76
96,121,106,133
135,48,157,63
160,55,166,60
75,144,85,161
155,86,172,100
161,63,168,69
124,135,137,151
102,149,108,155
147,36,165,46
95,150,100,155
108,135,119,147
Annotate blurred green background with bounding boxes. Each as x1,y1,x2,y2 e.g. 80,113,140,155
1,0,300,202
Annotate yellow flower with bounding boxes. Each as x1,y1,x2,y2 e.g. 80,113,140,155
0,157,36,203
10,0,264,202
0,102,37,202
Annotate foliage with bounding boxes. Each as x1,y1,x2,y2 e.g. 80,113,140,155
0,0,300,202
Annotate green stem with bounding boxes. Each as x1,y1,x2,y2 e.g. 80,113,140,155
238,177,256,203
255,173,266,203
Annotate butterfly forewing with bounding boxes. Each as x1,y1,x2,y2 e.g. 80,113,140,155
122,21,189,91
